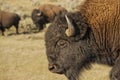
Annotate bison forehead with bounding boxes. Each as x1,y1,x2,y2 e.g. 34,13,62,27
45,15,68,40
45,24,66,43
45,12,78,39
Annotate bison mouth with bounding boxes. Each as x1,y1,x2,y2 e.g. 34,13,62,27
48,64,65,74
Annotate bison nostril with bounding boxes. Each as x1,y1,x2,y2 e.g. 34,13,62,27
49,65,55,70
48,65,57,71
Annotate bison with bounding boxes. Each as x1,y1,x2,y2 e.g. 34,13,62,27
45,0,120,80
31,4,67,31
0,10,21,36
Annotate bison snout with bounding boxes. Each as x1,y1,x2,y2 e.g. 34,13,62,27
48,64,57,71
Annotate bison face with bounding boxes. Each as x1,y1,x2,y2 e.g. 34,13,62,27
31,9,48,31
45,12,92,79
46,38,86,74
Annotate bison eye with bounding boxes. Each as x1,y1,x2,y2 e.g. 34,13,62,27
57,40,68,48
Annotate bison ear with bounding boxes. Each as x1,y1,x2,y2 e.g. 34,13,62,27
65,15,75,37
65,15,89,39
78,23,89,39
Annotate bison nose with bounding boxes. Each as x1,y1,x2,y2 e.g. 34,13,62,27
48,64,56,71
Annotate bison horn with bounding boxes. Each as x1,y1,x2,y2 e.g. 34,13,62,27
65,15,75,37
37,12,41,16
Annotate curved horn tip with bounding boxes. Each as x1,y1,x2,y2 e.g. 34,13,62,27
65,29,73,37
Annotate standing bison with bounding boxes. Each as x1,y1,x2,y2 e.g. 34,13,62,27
31,4,67,31
45,0,120,80
0,10,21,36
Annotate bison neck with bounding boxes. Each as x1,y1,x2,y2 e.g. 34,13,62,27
83,28,118,66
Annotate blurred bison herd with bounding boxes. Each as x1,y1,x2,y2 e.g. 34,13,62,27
0,0,120,80
0,4,68,36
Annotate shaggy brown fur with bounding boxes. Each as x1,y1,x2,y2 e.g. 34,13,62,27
31,4,67,31
38,4,67,21
78,0,120,53
0,10,21,36
45,0,120,80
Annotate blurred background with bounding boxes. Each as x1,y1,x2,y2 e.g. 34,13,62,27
0,0,111,80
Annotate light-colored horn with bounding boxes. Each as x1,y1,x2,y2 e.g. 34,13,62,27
65,15,75,37
37,12,41,16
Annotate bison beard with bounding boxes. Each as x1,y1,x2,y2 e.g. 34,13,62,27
45,0,120,80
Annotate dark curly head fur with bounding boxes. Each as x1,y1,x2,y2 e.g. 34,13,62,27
45,12,95,80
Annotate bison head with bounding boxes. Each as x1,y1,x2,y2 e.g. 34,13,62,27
45,12,94,80
31,9,48,31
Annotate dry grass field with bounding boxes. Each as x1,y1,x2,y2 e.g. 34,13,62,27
0,0,112,80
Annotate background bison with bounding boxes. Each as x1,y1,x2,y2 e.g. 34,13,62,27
31,4,67,31
45,0,120,80
0,10,21,36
